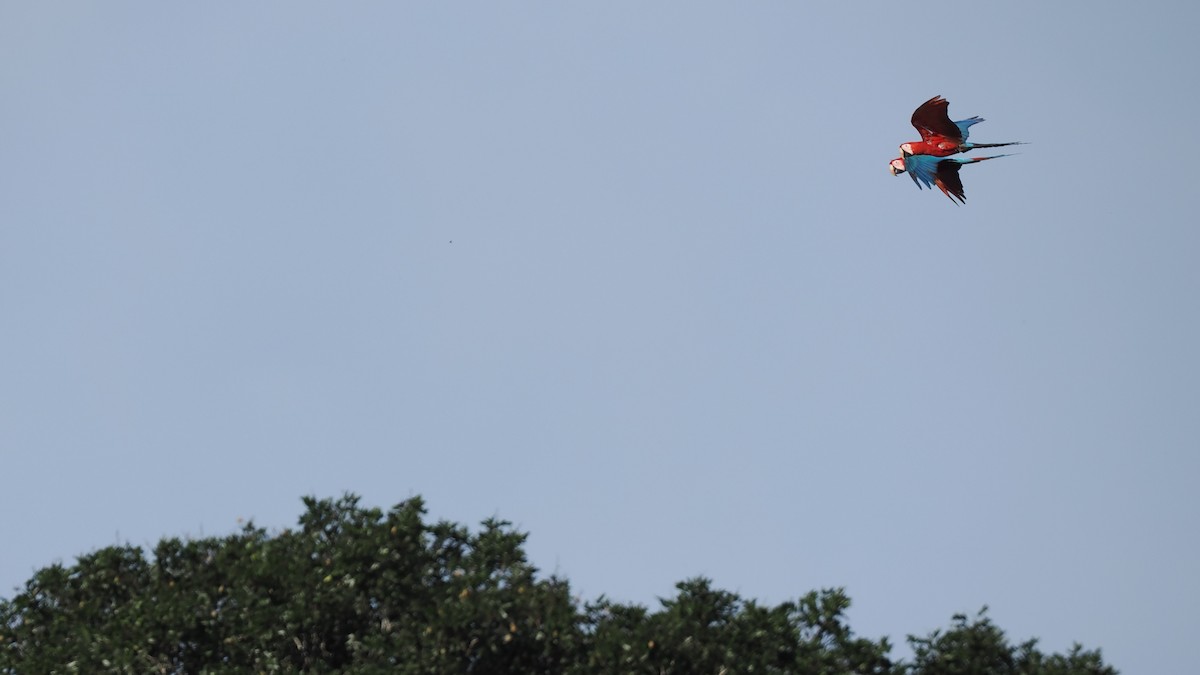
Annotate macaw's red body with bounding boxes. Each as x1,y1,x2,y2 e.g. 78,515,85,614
901,95,1022,157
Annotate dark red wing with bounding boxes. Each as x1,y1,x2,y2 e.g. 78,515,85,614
911,96,963,143
933,160,967,204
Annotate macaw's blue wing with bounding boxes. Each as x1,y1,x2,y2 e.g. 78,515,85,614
902,154,941,191
954,116,1024,152
894,153,1013,204
954,116,984,142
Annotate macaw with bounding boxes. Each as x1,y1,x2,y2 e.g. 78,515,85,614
889,153,1010,204
901,95,1022,157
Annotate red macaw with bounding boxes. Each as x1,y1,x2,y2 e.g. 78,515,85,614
889,154,1010,205
901,95,1022,157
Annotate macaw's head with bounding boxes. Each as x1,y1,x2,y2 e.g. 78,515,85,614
889,158,906,176
899,143,914,157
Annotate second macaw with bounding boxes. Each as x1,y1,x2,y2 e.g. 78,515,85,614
901,95,1022,157
889,153,1010,205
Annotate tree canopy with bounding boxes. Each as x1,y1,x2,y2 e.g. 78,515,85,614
1,495,1116,674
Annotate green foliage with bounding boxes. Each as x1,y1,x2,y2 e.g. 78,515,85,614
907,608,1116,675
575,580,894,674
0,494,1117,674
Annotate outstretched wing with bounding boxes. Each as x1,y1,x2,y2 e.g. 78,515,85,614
933,161,967,204
902,154,941,191
911,96,963,143
954,116,984,142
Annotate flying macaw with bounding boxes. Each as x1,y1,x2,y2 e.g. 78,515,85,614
901,95,1022,157
889,153,1010,204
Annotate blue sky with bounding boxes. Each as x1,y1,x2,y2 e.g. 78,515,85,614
3,2,1198,671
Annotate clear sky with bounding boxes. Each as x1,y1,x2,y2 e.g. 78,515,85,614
3,2,1197,672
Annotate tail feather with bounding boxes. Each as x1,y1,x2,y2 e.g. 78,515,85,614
966,141,1025,150
959,153,1013,165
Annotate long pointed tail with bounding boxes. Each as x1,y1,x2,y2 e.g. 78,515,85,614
965,141,1025,151
958,153,1013,165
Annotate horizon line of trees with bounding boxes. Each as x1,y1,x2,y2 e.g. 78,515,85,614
0,494,1116,674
